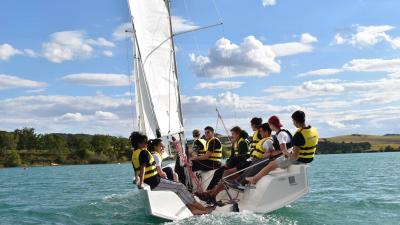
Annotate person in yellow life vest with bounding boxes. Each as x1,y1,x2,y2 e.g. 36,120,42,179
249,117,263,151
204,126,249,191
130,132,209,215
191,129,207,157
190,126,222,172
246,110,319,185
196,123,277,201
148,138,179,182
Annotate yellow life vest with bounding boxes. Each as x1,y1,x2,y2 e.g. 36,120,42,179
297,127,319,159
205,137,222,162
196,138,207,156
250,137,273,159
250,131,260,150
132,148,158,180
233,137,247,156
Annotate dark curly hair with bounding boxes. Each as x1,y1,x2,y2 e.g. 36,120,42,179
147,138,163,153
129,132,148,149
250,117,262,126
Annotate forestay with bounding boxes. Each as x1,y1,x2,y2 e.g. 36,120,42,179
128,0,184,139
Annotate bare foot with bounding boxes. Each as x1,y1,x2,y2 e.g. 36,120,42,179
245,176,257,185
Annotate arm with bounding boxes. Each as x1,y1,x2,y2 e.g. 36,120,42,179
290,146,300,160
280,143,289,156
263,140,279,158
290,132,304,160
156,165,167,179
138,165,145,189
191,151,211,160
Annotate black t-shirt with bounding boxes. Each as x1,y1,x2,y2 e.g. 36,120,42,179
139,150,160,189
207,139,222,152
292,126,313,163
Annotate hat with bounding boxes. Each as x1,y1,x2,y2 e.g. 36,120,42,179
268,115,283,128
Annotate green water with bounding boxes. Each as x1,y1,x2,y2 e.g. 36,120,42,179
1,153,399,225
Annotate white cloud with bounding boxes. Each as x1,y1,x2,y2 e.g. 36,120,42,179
102,50,113,57
56,111,119,122
300,33,318,44
0,43,22,60
42,31,115,63
190,36,280,78
171,16,199,33
112,22,131,41
265,77,400,105
61,73,130,86
300,58,400,78
87,37,115,48
262,0,277,6
271,33,317,57
0,74,47,90
343,58,400,73
194,81,245,90
182,91,301,119
0,94,133,136
25,88,46,94
325,120,347,129
23,49,37,57
190,34,317,78
332,33,346,45
297,68,344,77
333,25,400,49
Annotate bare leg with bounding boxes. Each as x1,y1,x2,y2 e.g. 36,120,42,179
246,161,278,185
173,172,179,182
210,169,240,197
187,204,208,215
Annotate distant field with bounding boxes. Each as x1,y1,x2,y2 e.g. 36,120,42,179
323,134,400,151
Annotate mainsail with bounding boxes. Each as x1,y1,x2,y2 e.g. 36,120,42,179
128,0,184,140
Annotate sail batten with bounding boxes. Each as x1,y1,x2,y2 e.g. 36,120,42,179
128,0,184,139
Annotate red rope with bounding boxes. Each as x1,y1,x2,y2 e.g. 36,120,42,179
173,140,203,192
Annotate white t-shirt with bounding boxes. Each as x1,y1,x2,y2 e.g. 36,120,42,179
277,128,291,145
263,139,274,152
152,153,162,167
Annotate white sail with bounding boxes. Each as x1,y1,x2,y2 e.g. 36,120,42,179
128,0,184,139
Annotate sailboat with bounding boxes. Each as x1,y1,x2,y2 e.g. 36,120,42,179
127,0,310,221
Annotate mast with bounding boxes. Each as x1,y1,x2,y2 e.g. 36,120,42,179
165,0,185,140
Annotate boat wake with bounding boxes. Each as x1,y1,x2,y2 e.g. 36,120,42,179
164,211,299,225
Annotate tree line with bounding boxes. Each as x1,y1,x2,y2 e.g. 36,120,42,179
1,128,398,167
0,128,131,167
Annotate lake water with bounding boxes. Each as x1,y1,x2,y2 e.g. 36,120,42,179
1,153,399,225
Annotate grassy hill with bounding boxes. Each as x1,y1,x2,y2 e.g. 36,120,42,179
323,134,400,151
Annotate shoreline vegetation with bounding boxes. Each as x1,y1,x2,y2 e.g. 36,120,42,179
0,128,399,168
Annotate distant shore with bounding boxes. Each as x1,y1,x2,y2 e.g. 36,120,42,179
1,128,399,168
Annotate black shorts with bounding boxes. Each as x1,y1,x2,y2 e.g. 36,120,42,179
235,160,252,171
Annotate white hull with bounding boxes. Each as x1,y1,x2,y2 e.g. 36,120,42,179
141,164,310,221
193,169,218,192
214,164,310,214
142,185,193,220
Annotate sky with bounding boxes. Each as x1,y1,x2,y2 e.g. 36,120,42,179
1,0,400,138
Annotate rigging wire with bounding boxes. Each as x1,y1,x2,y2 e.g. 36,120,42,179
126,24,136,131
